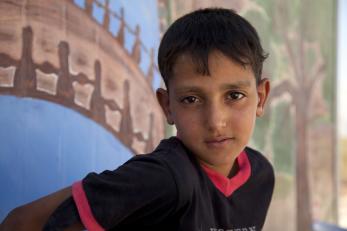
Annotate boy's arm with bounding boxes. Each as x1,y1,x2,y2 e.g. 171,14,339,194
0,186,84,231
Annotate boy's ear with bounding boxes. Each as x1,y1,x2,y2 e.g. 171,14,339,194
156,88,174,125
256,78,270,117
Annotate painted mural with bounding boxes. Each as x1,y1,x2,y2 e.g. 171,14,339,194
158,0,337,231
0,0,164,220
0,0,339,229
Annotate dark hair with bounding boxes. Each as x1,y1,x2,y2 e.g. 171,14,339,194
158,8,268,88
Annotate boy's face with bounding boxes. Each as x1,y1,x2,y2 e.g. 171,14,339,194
157,51,270,176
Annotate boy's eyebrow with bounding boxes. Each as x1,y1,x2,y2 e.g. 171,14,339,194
174,80,252,93
219,80,252,90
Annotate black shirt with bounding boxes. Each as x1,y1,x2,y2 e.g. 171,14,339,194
45,137,274,231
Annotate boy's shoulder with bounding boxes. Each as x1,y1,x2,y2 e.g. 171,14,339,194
129,136,199,180
133,136,195,165
131,136,200,200
244,146,272,166
244,146,275,183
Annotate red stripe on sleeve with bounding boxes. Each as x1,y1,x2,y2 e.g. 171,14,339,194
72,181,105,231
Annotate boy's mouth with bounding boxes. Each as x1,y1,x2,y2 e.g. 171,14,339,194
204,137,234,148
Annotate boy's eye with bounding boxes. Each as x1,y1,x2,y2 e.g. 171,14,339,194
227,92,245,100
181,96,200,104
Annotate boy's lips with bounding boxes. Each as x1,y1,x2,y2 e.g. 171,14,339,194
204,137,234,148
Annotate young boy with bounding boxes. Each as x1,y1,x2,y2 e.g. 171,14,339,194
0,7,273,231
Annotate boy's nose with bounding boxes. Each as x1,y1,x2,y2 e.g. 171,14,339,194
205,103,228,133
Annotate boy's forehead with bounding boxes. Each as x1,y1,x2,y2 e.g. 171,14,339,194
173,51,249,74
172,52,254,79
172,52,207,78
172,53,195,71
169,53,256,93
172,80,253,93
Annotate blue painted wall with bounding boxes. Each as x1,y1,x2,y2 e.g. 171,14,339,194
0,0,161,221
0,96,133,220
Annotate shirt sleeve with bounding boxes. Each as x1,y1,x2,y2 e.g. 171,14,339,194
71,154,178,230
43,196,81,231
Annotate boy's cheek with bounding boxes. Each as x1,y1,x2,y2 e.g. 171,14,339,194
175,119,201,140
231,106,256,121
175,119,199,133
173,108,200,123
231,111,256,134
